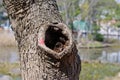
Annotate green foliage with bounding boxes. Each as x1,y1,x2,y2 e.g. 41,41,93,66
114,21,120,28
88,0,118,21
57,0,80,24
92,23,104,42
96,0,117,9
93,33,104,42
80,0,89,20
74,7,80,16
93,23,100,32
104,16,112,21
0,2,4,12
68,21,74,30
115,4,120,18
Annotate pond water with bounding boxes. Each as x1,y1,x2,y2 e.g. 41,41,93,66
0,46,120,80
1,46,120,64
0,46,120,64
0,47,19,63
79,47,120,63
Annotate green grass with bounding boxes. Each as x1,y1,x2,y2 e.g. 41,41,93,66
78,41,104,48
80,62,120,80
0,63,20,77
87,41,103,48
0,62,120,80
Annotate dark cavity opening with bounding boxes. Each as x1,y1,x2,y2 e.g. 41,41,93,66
45,25,69,53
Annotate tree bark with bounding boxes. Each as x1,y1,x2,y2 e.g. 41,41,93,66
3,0,81,80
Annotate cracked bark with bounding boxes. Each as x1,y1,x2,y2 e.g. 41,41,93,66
3,0,81,80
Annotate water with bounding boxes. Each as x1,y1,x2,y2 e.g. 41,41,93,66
79,47,120,63
1,46,120,64
0,46,120,80
0,47,19,63
104,35,120,40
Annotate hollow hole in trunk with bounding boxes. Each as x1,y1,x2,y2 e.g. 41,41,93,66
45,25,69,53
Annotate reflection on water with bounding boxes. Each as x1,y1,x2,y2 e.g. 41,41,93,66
0,47,19,63
79,47,120,63
0,46,120,80
99,51,120,63
0,46,120,64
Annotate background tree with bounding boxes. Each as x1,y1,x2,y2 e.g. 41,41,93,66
93,0,117,20
3,0,81,80
57,0,80,26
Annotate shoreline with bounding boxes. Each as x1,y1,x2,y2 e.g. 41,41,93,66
77,41,120,49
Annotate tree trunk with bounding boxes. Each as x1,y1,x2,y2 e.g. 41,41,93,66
3,0,81,80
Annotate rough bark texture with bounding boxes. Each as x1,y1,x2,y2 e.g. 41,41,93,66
3,0,81,80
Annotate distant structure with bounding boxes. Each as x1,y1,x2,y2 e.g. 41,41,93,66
72,20,92,40
0,12,12,31
1,20,12,31
100,20,120,40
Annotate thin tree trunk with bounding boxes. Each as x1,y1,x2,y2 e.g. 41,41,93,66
3,0,81,80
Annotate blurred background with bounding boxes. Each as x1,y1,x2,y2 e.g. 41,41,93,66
0,0,120,80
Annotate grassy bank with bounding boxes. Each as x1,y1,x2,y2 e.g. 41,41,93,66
78,41,104,49
0,62,120,80
0,63,20,78
0,30,17,47
77,39,120,49
80,61,120,80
